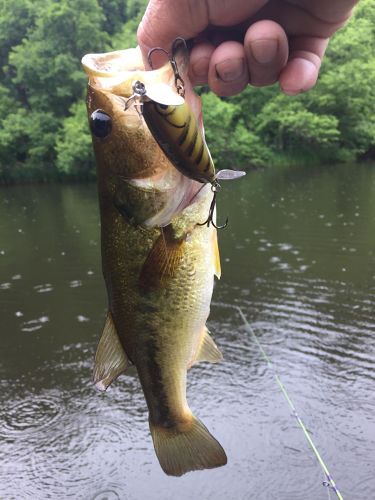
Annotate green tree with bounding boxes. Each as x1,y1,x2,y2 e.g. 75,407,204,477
8,0,109,114
202,92,272,168
315,0,375,159
55,101,94,179
228,0,375,165
99,0,127,35
0,0,35,79
0,0,110,181
110,0,147,49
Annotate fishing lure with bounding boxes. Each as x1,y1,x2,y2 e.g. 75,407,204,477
125,38,245,229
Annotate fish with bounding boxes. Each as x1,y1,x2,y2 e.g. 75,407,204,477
82,45,228,476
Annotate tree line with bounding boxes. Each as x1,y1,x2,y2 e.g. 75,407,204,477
0,0,374,183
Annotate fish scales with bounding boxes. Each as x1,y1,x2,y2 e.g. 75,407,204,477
83,46,226,476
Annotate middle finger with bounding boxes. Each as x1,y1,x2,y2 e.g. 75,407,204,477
244,20,289,87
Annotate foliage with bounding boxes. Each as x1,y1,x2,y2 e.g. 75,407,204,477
55,101,95,179
0,0,374,182
227,0,375,166
0,0,112,181
98,0,128,35
0,107,60,181
8,0,109,114
109,0,147,49
201,92,272,168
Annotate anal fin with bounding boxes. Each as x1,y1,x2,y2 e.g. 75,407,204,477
190,327,223,367
93,311,131,391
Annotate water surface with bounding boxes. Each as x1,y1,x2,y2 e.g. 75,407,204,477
0,163,374,499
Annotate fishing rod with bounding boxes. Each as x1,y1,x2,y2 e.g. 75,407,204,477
212,303,344,500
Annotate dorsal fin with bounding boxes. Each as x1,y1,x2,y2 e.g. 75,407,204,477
93,311,131,391
212,229,221,279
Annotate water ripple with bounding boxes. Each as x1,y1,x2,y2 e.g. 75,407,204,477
0,394,62,437
34,283,53,293
92,490,121,500
0,168,374,499
21,316,49,332
22,403,141,499
69,280,82,288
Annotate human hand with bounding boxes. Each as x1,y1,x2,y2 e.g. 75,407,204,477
137,0,357,96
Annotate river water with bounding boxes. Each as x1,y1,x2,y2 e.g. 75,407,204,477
0,163,374,499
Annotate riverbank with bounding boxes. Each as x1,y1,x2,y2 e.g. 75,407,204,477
1,159,373,186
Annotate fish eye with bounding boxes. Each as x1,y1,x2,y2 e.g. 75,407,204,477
90,109,112,138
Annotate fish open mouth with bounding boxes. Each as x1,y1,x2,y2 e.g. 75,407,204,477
82,47,143,76
82,46,201,117
82,47,179,97
83,47,209,228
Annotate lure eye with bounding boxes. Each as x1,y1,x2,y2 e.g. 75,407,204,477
90,109,112,138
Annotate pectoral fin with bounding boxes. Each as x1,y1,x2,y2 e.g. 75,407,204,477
139,225,185,291
190,327,223,367
93,311,131,391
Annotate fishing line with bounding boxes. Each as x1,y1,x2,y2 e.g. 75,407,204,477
211,302,344,500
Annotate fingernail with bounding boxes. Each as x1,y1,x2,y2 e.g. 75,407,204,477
192,57,209,78
215,58,245,82
250,39,278,64
282,59,317,95
283,88,301,96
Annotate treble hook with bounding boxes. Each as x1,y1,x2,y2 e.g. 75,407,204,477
198,183,229,230
147,46,170,69
170,57,185,97
147,42,185,97
170,38,187,97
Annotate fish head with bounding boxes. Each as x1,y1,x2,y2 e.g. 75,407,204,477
83,47,174,182
82,46,207,227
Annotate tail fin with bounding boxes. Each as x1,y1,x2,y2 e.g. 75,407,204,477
150,416,227,476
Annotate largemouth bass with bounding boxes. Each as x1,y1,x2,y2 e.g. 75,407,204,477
82,46,227,476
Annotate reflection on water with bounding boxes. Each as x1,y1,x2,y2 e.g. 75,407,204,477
0,164,374,499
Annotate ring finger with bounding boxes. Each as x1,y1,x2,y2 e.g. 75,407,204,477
208,41,249,97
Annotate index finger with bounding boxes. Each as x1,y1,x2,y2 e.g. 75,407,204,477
137,0,268,66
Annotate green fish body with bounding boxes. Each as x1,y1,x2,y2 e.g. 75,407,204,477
83,47,226,476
